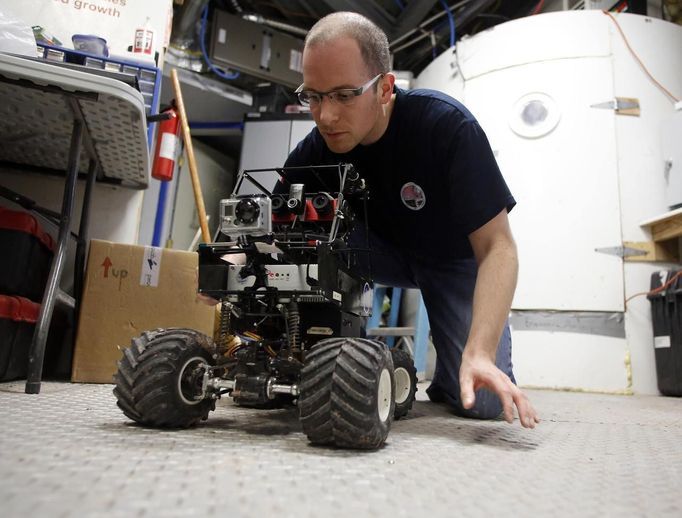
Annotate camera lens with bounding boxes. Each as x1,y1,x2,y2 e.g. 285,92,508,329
287,184,305,215
271,195,287,214
235,199,260,225
312,194,331,214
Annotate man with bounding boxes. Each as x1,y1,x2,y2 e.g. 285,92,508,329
282,12,539,428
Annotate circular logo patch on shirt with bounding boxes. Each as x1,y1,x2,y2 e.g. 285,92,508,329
400,182,426,211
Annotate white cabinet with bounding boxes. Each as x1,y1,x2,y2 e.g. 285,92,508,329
237,116,315,194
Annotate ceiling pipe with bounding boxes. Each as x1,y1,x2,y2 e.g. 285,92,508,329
171,0,211,50
390,0,472,48
392,0,498,54
242,14,309,37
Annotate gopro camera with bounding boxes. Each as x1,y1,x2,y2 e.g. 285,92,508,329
220,195,272,237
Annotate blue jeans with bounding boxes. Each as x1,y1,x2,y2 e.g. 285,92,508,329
349,226,515,420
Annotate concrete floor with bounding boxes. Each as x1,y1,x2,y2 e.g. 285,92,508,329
1,380,681,518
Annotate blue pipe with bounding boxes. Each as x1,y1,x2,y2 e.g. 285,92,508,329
438,0,456,48
189,121,244,131
200,4,240,80
151,180,169,247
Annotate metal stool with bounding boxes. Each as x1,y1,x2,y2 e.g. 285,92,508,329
367,286,430,375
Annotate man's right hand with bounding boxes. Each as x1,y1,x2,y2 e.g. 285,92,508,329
460,350,540,429
196,293,220,306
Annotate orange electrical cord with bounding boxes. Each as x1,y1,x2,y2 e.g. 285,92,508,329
625,270,682,307
602,10,681,103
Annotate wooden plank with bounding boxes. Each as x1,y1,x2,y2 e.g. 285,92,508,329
616,97,640,117
651,217,682,242
641,206,682,225
623,241,679,263
641,207,682,243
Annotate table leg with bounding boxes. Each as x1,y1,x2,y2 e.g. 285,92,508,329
73,159,97,331
25,120,84,394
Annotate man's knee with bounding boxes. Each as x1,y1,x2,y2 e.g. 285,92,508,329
452,390,503,420
427,384,502,420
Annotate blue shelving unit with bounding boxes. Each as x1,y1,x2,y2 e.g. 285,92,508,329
36,43,162,147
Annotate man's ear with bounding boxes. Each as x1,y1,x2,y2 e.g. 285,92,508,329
379,73,396,104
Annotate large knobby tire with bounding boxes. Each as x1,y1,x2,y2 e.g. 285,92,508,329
113,328,216,428
391,347,418,420
298,337,395,450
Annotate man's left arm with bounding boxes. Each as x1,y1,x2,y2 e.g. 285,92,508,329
461,208,540,429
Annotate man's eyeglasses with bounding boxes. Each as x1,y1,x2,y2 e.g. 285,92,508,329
295,74,383,107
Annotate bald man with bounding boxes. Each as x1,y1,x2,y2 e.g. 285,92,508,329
280,12,539,429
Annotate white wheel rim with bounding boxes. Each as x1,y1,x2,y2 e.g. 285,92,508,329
394,367,411,405
178,356,207,406
377,368,392,423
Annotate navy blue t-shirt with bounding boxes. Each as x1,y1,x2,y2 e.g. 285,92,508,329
281,88,515,260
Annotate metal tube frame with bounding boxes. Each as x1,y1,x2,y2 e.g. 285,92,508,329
24,95,99,394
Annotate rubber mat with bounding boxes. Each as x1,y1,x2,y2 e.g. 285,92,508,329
0,382,680,517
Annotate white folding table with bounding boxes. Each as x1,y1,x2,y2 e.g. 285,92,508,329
0,51,150,393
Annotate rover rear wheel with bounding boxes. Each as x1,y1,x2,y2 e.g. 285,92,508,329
390,347,418,419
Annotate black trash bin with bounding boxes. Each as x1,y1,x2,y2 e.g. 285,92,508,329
648,269,682,396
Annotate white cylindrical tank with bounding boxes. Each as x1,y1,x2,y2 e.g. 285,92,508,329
415,11,682,394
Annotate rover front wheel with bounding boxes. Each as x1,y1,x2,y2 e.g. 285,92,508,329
298,337,395,450
113,328,216,428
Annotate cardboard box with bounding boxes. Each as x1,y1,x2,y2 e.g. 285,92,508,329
6,0,173,65
72,240,214,383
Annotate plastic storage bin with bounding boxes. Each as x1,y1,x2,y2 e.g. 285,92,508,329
647,269,682,396
0,208,55,301
0,295,40,381
0,294,70,381
35,42,161,146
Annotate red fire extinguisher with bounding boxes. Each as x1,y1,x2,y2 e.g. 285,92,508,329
152,106,181,182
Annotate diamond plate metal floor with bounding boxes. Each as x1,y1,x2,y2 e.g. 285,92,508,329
1,381,681,518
